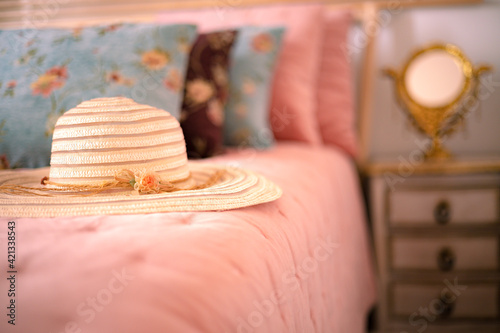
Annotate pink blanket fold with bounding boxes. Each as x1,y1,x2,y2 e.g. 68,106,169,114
0,142,376,333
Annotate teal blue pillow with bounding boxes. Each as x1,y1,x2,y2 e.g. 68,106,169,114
0,23,197,168
224,26,285,148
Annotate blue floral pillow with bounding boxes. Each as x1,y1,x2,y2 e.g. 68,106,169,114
224,26,285,148
0,23,197,168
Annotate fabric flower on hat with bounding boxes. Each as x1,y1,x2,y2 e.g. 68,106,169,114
134,170,161,194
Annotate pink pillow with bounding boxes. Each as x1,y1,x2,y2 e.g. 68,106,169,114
158,4,324,145
317,10,358,157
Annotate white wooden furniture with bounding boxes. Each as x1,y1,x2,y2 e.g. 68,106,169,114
368,161,500,332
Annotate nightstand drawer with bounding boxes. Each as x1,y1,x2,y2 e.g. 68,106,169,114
389,188,499,226
391,237,499,271
391,283,499,319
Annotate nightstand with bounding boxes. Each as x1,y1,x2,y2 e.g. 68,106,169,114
367,159,500,333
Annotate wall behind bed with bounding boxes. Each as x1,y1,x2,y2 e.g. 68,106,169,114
0,0,475,29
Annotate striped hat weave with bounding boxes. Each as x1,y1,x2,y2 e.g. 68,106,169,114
49,97,189,185
0,97,282,217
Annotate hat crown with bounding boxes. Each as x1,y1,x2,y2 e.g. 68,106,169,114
49,97,189,184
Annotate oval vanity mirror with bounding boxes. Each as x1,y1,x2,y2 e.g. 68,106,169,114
404,49,466,108
384,43,491,160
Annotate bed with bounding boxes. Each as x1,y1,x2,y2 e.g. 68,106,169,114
0,1,376,332
0,142,375,333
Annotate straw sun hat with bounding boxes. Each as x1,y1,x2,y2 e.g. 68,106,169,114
0,97,282,218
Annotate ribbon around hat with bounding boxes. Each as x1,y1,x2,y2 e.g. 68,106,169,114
0,168,225,197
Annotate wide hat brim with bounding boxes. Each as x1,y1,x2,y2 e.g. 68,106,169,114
0,163,282,218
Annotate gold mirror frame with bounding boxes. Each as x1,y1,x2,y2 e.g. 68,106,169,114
384,43,492,160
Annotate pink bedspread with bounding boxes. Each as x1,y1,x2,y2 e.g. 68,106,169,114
0,142,376,333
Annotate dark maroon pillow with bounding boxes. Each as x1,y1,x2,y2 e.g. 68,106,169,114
180,30,237,158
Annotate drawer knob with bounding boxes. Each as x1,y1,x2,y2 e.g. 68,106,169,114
437,247,455,271
434,200,451,225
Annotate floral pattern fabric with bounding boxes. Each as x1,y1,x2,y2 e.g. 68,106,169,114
0,23,197,168
180,30,237,159
224,26,285,148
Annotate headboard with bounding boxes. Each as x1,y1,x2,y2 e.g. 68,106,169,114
0,0,482,166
